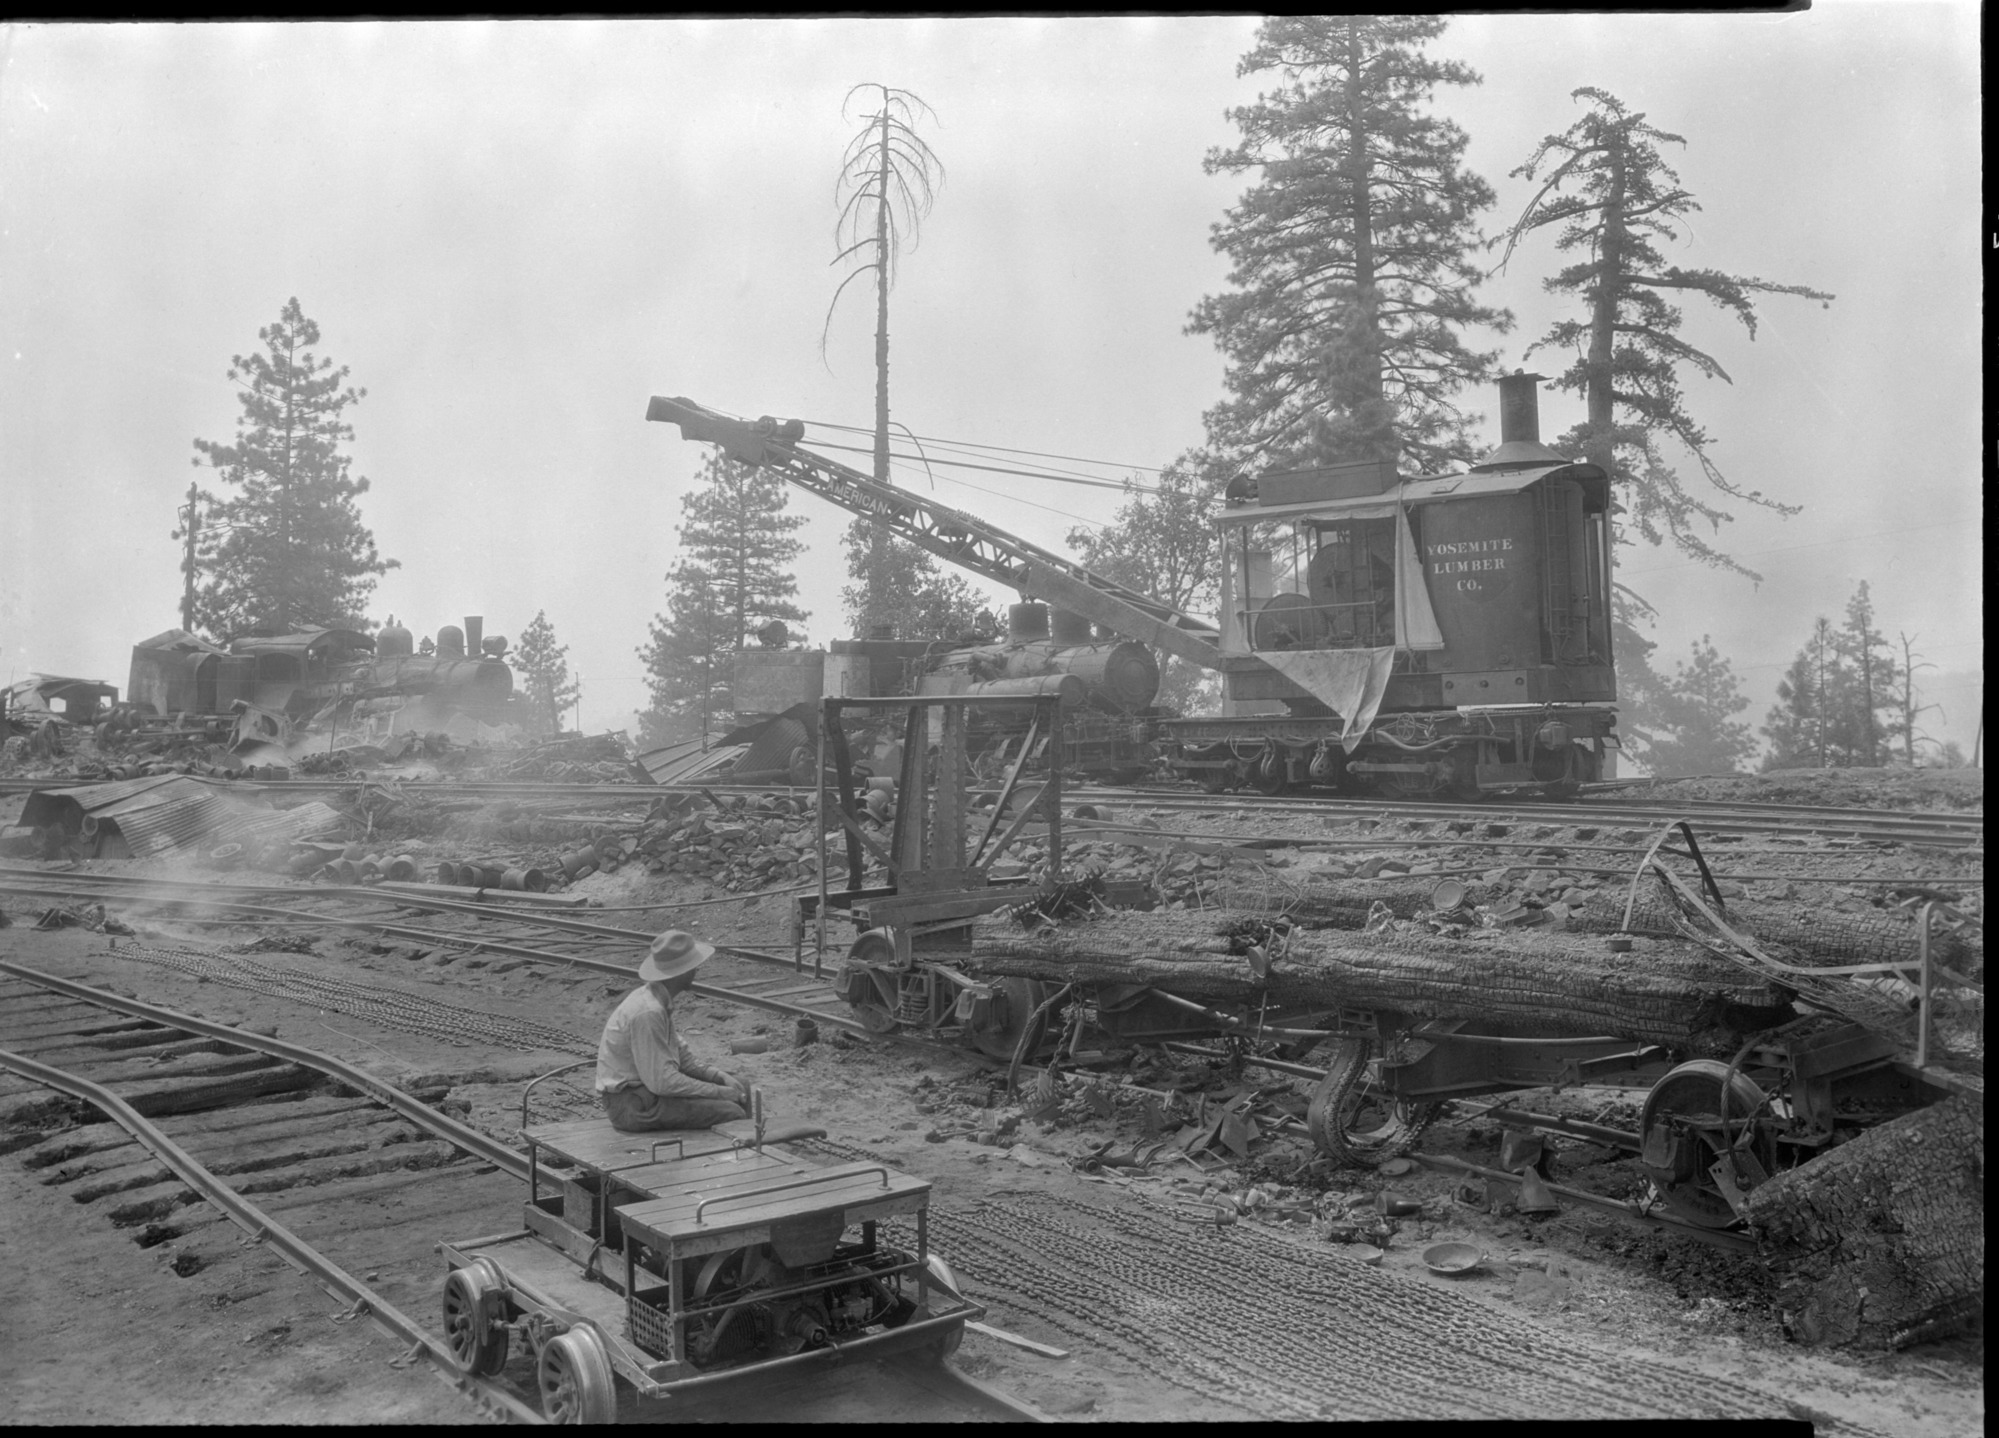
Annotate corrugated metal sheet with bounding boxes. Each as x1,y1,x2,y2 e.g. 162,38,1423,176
102,784,244,860
22,775,344,860
637,739,747,785
212,801,346,848
20,774,184,827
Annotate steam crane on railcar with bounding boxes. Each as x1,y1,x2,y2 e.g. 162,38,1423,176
645,373,1619,799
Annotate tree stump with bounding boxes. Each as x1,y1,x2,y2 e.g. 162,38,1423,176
1744,1089,1984,1348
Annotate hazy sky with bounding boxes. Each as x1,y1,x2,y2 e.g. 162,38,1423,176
1,10,1982,764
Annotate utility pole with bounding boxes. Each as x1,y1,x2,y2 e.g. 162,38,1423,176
179,482,201,632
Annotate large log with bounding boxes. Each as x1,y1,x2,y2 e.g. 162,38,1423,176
1743,1091,1984,1348
969,909,1795,1050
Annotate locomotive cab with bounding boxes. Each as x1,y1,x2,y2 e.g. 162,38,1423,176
1182,374,1620,797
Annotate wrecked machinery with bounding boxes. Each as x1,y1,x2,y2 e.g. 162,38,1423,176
121,615,515,732
648,378,1618,800
804,701,1980,1334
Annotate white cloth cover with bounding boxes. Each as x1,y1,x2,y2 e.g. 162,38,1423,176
1394,507,1445,650
1257,646,1397,751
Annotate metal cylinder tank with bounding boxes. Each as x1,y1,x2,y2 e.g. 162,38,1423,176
1007,603,1050,641
377,618,414,658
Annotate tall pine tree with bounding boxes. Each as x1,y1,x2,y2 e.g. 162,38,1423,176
637,452,808,745
1763,616,1844,770
1192,16,1507,474
1830,582,1898,767
183,298,396,638
1497,88,1834,572
1640,635,1754,777
510,610,579,737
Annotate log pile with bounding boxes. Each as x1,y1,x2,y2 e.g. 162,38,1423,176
970,909,1796,1050
1744,1089,1985,1348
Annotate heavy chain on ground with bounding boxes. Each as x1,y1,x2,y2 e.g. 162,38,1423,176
111,943,593,1054
930,1189,1812,1423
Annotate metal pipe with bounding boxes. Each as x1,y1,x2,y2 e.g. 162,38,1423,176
1409,1152,1757,1254
1159,1042,1327,1082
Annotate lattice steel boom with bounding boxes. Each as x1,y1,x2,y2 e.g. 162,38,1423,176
645,395,1227,669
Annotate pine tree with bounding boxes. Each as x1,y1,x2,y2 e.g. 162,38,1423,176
1066,450,1231,711
1496,89,1834,576
1607,586,1677,765
1192,16,1508,474
637,453,808,746
510,610,579,737
1763,617,1844,770
1831,582,1897,767
838,529,995,642
1640,635,1754,777
182,298,397,638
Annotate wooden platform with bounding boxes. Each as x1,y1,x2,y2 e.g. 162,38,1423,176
620,1162,931,1260
523,1115,827,1175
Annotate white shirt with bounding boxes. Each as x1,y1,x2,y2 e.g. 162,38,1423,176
594,985,725,1099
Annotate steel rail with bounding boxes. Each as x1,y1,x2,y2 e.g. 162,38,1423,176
0,877,875,1038
1106,791,1984,846
1112,781,1985,829
0,1040,546,1425
0,959,531,1180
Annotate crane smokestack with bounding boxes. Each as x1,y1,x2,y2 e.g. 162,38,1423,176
1473,372,1568,471
1497,371,1545,445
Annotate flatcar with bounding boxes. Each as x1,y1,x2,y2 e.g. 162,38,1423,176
438,1070,978,1421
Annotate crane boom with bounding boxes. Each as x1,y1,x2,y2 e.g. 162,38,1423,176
646,396,1228,670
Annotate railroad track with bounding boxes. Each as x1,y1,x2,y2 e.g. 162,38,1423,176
0,864,868,1035
0,963,1039,1423
0,961,542,1422
1102,785,1984,849
7,772,1978,848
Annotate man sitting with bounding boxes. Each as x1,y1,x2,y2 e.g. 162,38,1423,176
596,929,749,1133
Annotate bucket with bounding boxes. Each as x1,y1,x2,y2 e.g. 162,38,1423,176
521,867,549,893
385,855,418,882
561,848,598,880
436,861,461,886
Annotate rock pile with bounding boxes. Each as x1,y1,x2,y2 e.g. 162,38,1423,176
597,793,846,893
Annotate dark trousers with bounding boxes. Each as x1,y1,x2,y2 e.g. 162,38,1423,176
600,1085,747,1133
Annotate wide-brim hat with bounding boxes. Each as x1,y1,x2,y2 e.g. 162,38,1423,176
639,929,715,983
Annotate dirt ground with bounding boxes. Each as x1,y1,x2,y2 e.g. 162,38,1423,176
0,766,1983,1427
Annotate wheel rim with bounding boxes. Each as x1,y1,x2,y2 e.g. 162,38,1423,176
1252,750,1288,795
539,1329,616,1424
965,977,1048,1058
1639,1060,1774,1228
441,1258,508,1376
